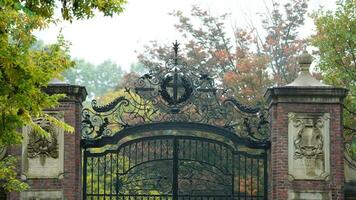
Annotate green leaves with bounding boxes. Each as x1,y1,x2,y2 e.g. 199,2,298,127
0,0,127,193
63,59,123,99
312,0,356,160
0,156,29,192
0,1,73,153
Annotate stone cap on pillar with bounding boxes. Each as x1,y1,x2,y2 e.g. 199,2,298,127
43,78,87,103
264,50,348,107
286,50,328,87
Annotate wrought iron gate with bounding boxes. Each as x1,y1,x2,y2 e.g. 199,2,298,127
81,42,270,200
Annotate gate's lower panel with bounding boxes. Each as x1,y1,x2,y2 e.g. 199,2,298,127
83,136,267,200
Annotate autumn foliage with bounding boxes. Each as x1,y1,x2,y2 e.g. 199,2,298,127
138,1,309,106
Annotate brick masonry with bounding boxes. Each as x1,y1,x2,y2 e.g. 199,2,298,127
7,84,87,200
265,86,348,200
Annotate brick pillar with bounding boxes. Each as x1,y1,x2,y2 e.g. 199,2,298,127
264,51,348,200
7,82,87,200
43,83,87,200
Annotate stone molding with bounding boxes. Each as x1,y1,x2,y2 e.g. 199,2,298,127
42,84,87,103
264,87,348,108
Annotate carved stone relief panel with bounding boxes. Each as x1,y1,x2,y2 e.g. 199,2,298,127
288,113,330,181
21,111,64,179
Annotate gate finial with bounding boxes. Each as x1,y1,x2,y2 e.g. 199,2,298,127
172,40,180,66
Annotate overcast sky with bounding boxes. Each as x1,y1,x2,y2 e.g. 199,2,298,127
35,0,337,71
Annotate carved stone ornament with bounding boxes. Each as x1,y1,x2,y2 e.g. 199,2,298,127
293,118,324,160
27,122,58,166
288,113,330,181
21,111,64,180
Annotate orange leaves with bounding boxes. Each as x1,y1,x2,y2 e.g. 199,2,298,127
223,53,272,104
266,35,278,46
236,175,259,196
223,71,238,85
214,50,229,60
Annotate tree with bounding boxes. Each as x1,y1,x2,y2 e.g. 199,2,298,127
11,0,126,21
64,59,124,99
138,6,272,105
130,62,148,75
0,0,127,192
138,1,309,105
261,0,308,85
116,72,141,90
312,0,356,161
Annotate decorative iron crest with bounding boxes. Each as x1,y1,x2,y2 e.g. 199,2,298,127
82,41,269,142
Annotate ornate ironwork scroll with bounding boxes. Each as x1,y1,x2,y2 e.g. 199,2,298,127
81,41,270,200
81,42,269,143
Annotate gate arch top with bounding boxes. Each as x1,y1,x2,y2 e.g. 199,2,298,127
81,41,270,200
81,41,269,146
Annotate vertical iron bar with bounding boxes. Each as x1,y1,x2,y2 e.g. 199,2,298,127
110,153,113,200
97,157,100,198
173,71,178,101
83,150,88,200
172,137,179,200
166,139,169,158
264,152,268,200
250,158,253,197
195,140,198,161
237,154,240,199
154,140,157,160
104,155,107,198
189,139,192,160
123,147,125,173
91,157,94,200
116,152,119,199
160,139,163,159
225,148,229,174
207,142,210,163
244,155,247,200
257,159,260,198
148,140,150,161
220,145,222,170
231,152,235,198
213,143,216,166
201,141,204,161
135,142,138,166
128,144,131,170
182,139,185,159
142,141,144,162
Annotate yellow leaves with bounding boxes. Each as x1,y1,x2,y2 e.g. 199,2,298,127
44,113,74,133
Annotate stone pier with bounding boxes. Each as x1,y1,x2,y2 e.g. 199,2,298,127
265,51,348,199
